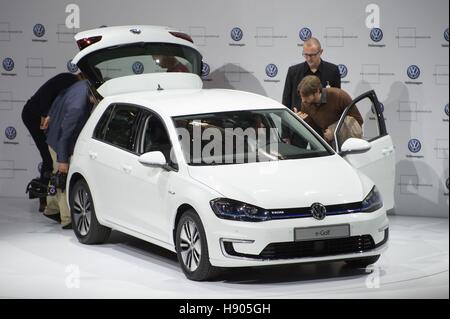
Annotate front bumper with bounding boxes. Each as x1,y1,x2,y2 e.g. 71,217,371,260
207,208,389,267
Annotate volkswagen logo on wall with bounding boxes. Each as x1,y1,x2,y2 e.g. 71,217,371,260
2,57,15,72
408,139,422,153
407,65,421,80
33,23,46,38
67,60,78,73
201,62,210,78
311,203,326,220
370,28,383,42
445,103,449,117
444,28,449,42
265,64,278,78
132,61,144,74
299,28,312,42
5,126,17,140
231,27,243,42
338,64,348,78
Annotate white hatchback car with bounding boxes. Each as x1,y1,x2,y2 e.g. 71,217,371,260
68,26,395,281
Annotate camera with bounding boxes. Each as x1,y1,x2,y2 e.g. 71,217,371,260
26,172,67,198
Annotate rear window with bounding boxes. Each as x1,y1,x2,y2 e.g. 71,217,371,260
79,43,202,87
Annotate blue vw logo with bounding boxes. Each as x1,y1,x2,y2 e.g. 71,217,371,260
370,28,383,42
2,57,14,72
338,64,348,78
371,102,385,114
201,62,210,77
445,103,449,117
407,65,421,80
67,60,78,73
5,126,17,140
299,28,312,42
231,27,243,42
38,162,43,174
444,28,449,42
132,61,144,74
408,139,422,153
265,64,278,78
33,23,46,38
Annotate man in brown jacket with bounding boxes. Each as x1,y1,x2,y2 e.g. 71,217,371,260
297,75,363,143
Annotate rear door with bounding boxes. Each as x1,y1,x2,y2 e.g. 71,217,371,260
333,90,396,211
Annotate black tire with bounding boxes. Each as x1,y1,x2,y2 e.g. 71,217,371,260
175,210,220,281
345,255,380,268
69,179,111,244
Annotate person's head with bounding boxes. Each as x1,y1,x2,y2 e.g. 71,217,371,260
302,37,323,70
298,75,322,105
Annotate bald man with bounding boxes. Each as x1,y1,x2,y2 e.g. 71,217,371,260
282,37,341,112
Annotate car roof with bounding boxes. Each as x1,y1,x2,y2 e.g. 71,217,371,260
100,88,286,118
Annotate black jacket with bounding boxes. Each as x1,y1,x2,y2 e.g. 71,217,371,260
282,60,341,110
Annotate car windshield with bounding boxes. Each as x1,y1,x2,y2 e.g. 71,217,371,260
80,42,202,87
173,109,333,166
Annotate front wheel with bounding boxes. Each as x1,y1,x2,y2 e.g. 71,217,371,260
175,210,220,281
69,179,111,244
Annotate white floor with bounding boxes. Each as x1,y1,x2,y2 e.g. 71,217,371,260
0,197,448,299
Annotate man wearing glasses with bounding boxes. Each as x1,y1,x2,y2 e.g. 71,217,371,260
282,37,341,112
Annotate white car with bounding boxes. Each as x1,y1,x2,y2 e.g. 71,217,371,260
68,26,395,281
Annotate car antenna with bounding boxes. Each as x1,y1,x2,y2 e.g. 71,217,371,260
157,84,164,91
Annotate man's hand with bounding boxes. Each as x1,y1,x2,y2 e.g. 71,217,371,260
323,128,334,142
57,162,69,174
40,116,50,130
297,111,309,120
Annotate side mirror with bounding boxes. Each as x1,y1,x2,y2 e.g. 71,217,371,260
340,138,371,155
138,151,167,168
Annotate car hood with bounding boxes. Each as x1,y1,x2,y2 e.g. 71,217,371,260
187,155,365,209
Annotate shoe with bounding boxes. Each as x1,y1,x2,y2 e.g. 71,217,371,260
43,213,61,223
62,223,72,230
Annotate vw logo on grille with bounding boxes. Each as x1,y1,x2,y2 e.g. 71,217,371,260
370,28,383,42
338,64,348,78
201,62,210,77
265,64,278,78
231,27,243,42
444,28,449,42
5,126,17,140
445,103,449,117
2,57,14,72
311,203,326,220
408,139,422,153
130,28,141,35
67,60,78,73
132,61,144,74
299,28,312,42
407,65,421,80
33,23,46,38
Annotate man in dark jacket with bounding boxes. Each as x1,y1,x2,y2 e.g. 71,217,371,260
45,79,93,229
282,38,341,112
21,73,80,212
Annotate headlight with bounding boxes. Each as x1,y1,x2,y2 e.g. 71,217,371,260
361,186,383,212
210,198,271,222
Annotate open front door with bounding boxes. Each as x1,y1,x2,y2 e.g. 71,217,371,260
333,90,396,211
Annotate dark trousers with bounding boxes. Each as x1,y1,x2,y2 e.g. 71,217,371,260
21,106,53,182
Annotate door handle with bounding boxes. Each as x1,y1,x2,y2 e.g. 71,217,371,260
382,147,394,156
89,151,98,160
122,165,133,174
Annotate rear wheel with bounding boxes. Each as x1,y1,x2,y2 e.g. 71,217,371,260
345,255,380,268
175,210,220,281
69,179,111,244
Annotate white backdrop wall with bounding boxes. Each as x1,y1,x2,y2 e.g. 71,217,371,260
0,0,448,217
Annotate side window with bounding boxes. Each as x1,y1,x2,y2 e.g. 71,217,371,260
139,112,176,166
102,105,140,151
93,104,114,140
333,92,387,152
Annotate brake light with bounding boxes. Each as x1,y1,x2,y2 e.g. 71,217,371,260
77,36,102,50
169,32,193,43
